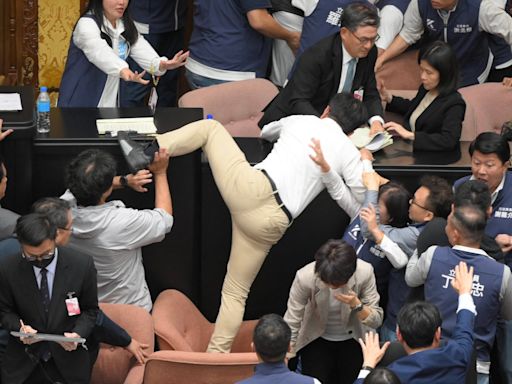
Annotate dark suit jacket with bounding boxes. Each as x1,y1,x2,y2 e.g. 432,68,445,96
353,309,475,384
259,33,383,127
0,247,98,384
386,86,466,151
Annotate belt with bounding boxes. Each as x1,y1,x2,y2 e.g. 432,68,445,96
260,169,293,224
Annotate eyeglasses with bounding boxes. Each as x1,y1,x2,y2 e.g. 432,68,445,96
349,29,380,45
58,226,73,233
22,248,56,262
409,198,430,211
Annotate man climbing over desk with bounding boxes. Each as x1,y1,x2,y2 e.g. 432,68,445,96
117,92,371,353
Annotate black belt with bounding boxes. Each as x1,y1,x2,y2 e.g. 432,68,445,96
260,169,293,224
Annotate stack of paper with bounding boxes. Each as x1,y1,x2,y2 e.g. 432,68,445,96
350,127,393,152
96,117,157,136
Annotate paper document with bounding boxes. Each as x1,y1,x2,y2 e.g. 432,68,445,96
350,127,393,152
11,331,86,344
0,93,22,111
96,117,157,136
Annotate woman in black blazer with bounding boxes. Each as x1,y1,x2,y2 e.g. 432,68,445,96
379,41,466,151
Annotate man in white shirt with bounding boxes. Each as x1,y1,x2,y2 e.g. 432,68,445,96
118,92,369,353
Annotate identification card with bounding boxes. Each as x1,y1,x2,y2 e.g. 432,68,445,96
354,88,364,101
148,87,158,111
65,297,81,316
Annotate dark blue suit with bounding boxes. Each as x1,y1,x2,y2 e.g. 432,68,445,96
354,309,475,384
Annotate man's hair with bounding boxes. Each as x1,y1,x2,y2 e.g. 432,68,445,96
340,2,380,30
66,149,117,206
469,132,510,164
364,368,401,384
314,239,357,286
397,301,442,349
328,93,368,135
31,197,71,229
420,175,453,219
454,180,491,214
253,314,291,362
379,182,410,228
418,40,459,96
16,213,57,246
451,205,487,243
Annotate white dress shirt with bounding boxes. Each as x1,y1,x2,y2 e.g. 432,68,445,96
257,115,366,218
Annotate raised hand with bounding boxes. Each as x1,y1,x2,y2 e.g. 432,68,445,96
120,68,150,85
358,331,390,369
159,50,189,71
309,138,330,173
451,261,474,296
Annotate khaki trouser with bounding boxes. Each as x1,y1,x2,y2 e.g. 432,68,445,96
157,119,289,352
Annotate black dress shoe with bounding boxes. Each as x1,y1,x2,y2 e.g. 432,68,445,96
117,131,158,173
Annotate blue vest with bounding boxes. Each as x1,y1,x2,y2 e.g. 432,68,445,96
297,0,366,57
376,0,410,15
188,0,272,77
488,33,512,68
455,172,512,267
384,223,425,331
237,362,316,384
417,0,490,86
425,246,504,362
58,15,130,107
130,0,187,33
343,217,393,298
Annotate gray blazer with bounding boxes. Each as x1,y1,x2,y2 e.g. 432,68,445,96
284,259,383,355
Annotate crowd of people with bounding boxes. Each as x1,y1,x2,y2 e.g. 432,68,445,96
0,0,512,382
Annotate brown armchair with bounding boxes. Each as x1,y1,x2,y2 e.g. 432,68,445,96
178,78,279,138
90,303,154,384
146,289,259,384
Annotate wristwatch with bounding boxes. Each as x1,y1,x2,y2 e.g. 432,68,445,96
352,303,364,312
120,175,128,188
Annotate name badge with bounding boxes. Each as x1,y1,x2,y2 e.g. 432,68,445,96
354,87,364,101
65,294,81,316
148,87,158,111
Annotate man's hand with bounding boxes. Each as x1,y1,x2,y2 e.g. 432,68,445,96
0,119,13,142
309,138,330,173
375,56,386,73
159,50,189,71
334,289,361,308
377,80,392,103
125,339,150,365
384,121,414,140
148,148,170,175
120,68,149,85
362,171,380,191
127,170,153,193
495,234,512,254
286,31,301,55
360,203,379,230
59,332,81,351
370,121,384,136
503,77,512,87
19,324,40,345
359,148,374,162
358,332,390,369
451,261,474,296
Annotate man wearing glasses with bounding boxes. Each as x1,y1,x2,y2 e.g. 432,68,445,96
0,213,98,383
259,2,384,134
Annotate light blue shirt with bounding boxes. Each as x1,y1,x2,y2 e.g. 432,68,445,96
32,250,58,299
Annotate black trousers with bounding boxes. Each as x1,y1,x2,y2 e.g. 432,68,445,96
299,337,363,384
24,359,66,384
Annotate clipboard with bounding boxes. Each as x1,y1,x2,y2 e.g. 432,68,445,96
11,331,86,344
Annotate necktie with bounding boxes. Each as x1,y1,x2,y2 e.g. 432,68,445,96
40,268,50,315
342,59,356,94
39,268,52,362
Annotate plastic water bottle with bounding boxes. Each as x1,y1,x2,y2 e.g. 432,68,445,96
36,86,51,133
